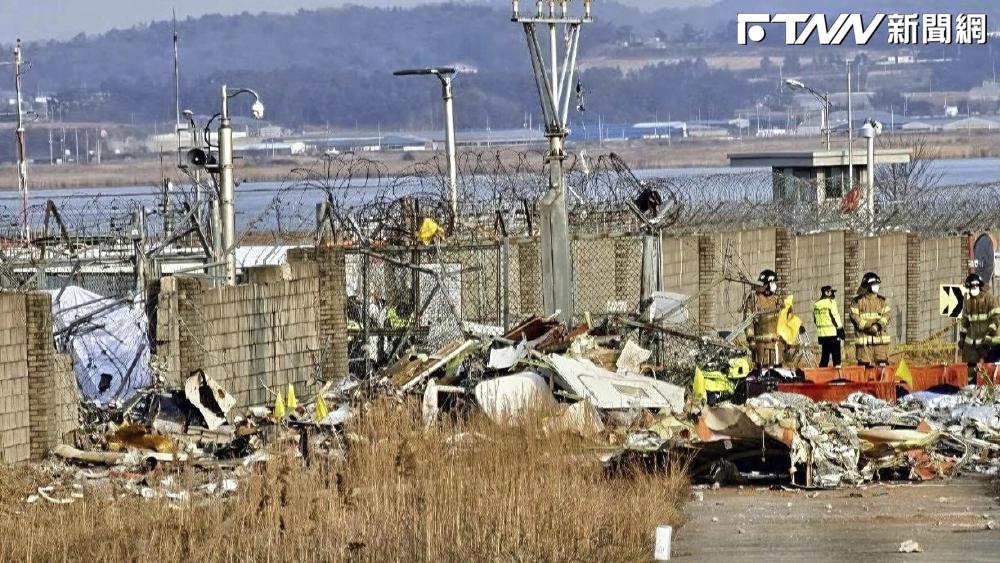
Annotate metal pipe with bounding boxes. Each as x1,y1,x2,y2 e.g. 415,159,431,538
847,60,854,192
823,93,831,149
441,74,458,220
866,130,875,234
219,85,236,285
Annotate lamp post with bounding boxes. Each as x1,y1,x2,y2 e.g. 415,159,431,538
219,85,264,285
393,67,459,220
859,118,882,236
783,78,831,149
512,0,592,323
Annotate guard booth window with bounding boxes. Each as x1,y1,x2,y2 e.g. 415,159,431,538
824,167,846,200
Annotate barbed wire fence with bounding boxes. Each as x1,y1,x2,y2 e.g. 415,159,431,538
2,149,1000,381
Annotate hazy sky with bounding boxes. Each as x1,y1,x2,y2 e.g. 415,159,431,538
1,1,708,41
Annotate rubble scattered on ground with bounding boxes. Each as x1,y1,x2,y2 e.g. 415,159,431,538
42,305,1000,497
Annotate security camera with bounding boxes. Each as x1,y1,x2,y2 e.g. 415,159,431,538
182,109,194,119
251,100,265,120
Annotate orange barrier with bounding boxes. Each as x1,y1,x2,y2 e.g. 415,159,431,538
800,366,868,384
801,365,968,391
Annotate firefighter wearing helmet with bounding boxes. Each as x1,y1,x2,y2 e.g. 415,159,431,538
849,272,892,367
959,273,999,384
743,269,785,368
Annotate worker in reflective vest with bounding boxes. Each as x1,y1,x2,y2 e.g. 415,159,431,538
849,272,891,367
743,269,785,368
813,286,845,368
960,273,1000,384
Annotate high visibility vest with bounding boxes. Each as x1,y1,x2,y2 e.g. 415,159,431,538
812,298,842,338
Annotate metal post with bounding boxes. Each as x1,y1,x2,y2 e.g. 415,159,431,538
823,93,831,150
219,85,237,285
441,75,458,220
846,60,854,192
866,130,875,234
13,40,29,243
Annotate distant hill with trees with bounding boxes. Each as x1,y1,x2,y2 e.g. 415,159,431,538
8,3,772,129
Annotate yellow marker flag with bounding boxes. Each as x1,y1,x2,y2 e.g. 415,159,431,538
896,358,913,387
286,383,299,410
273,394,287,420
693,367,707,401
315,395,330,422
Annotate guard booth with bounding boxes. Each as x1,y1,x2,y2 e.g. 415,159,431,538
728,149,911,204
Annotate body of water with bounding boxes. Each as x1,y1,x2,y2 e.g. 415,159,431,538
0,157,997,230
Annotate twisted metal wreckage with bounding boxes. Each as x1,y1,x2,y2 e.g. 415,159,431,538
1,150,999,489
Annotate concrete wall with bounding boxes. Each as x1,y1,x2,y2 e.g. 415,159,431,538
153,246,349,410
789,231,847,336
858,234,910,343
712,228,778,330
0,292,79,463
918,236,967,341
652,229,966,345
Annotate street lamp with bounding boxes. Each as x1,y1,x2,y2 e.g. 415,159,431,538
393,67,459,220
219,85,264,285
859,118,883,235
783,78,831,149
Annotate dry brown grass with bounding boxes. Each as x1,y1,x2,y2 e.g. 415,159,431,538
0,400,688,562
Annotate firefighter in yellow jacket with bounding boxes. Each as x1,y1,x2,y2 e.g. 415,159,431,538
743,269,785,368
959,273,999,384
850,272,892,367
813,286,845,368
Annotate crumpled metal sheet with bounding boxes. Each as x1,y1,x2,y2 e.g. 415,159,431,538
549,354,685,413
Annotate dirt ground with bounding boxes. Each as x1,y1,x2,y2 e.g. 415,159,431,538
674,478,1000,562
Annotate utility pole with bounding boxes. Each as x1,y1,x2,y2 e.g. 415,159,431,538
13,40,30,242
512,0,591,323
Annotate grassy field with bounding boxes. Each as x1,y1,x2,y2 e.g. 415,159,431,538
3,131,999,191
0,401,688,562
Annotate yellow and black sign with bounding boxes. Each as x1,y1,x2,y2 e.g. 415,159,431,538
939,285,965,318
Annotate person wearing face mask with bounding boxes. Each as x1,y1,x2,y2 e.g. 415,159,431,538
850,272,891,367
813,286,845,368
743,269,786,368
959,273,998,384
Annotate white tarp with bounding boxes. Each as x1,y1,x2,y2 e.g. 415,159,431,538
48,286,150,405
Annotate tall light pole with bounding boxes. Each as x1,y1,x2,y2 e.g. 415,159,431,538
846,59,854,194
219,85,264,285
512,0,591,323
783,78,831,149
13,40,29,243
394,67,459,220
